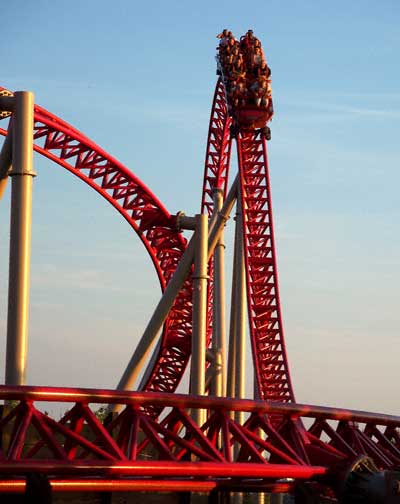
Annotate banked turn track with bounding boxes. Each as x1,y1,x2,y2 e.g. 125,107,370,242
1,83,400,499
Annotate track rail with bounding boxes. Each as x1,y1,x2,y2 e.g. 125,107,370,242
237,131,294,402
201,79,232,216
1,385,400,493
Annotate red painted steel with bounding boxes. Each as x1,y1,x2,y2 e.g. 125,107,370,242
237,130,294,402
0,479,219,494
0,87,194,398
0,386,400,493
0,479,293,494
201,78,232,216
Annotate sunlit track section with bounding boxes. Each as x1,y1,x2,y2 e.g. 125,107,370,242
201,78,232,216
0,87,193,398
1,386,400,495
237,131,294,402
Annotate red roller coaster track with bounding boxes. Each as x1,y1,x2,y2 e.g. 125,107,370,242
0,48,399,499
0,386,400,496
0,87,194,398
0,78,294,403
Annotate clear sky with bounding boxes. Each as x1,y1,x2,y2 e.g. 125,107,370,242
1,0,400,415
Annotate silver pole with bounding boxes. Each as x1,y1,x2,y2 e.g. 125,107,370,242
226,204,238,401
5,91,35,386
211,188,226,397
231,197,246,504
233,196,246,427
190,214,208,425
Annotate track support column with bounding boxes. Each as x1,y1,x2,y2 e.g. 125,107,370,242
233,197,246,427
211,188,226,397
5,91,35,386
190,213,208,426
227,196,246,424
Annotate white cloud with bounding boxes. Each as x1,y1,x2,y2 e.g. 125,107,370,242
279,93,400,122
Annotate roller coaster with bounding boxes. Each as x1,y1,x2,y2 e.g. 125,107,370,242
0,31,400,503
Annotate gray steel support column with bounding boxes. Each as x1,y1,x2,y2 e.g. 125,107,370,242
211,188,226,397
229,195,246,504
233,196,246,428
227,198,247,406
190,214,208,426
5,91,35,386
226,207,238,401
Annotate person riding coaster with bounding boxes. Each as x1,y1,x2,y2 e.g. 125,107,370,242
216,29,273,134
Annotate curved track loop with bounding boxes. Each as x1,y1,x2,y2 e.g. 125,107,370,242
0,87,193,397
237,131,294,402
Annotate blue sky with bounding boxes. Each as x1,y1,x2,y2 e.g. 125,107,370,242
1,0,400,415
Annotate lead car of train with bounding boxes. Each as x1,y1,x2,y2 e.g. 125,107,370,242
216,29,273,138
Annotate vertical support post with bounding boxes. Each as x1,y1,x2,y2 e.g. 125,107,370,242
233,196,246,428
211,188,226,397
226,208,238,401
227,195,247,485
5,91,35,386
190,213,208,426
254,381,266,504
230,199,247,503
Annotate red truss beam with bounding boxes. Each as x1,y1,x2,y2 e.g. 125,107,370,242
237,131,294,402
0,86,194,399
1,386,400,493
201,78,232,216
